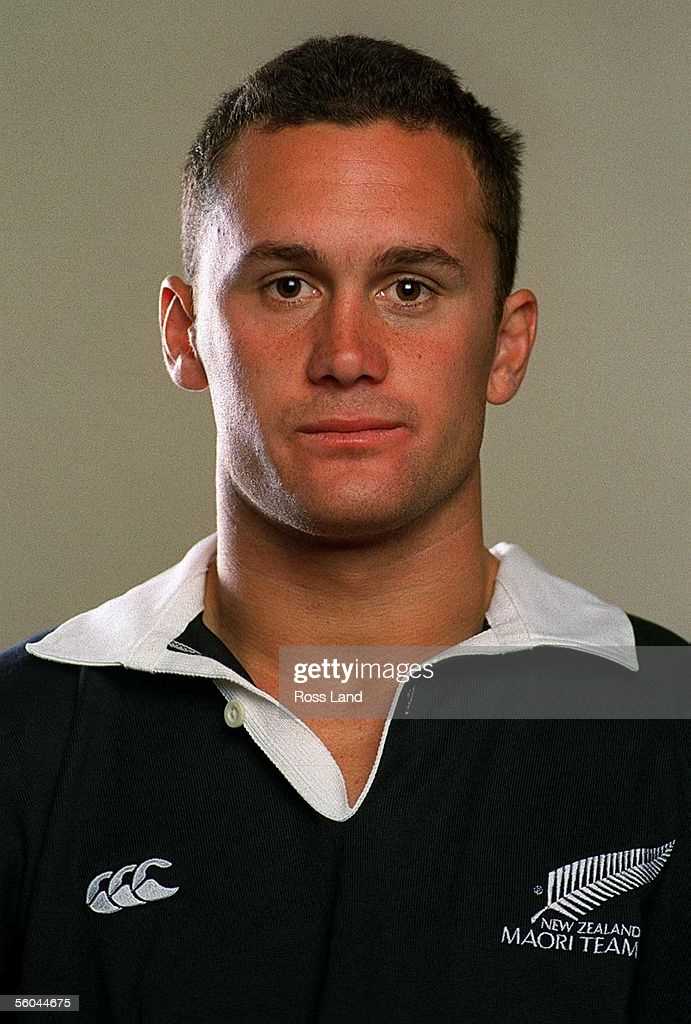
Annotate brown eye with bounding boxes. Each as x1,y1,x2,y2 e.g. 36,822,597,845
274,276,303,298
376,277,434,307
395,279,424,301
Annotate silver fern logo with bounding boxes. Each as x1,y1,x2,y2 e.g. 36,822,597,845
500,840,676,959
86,858,179,915
530,842,676,923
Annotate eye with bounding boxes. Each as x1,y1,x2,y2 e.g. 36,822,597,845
264,275,318,303
377,277,435,306
263,274,436,308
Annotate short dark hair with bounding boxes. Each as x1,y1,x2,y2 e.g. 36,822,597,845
181,34,524,324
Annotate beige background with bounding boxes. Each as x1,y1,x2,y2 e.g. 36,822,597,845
2,0,689,647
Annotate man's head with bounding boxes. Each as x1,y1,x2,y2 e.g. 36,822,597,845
160,35,537,542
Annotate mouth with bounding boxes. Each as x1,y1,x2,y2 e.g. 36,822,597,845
297,417,405,433
296,421,409,449
296,427,407,447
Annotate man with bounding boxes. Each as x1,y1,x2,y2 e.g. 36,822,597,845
1,34,687,1023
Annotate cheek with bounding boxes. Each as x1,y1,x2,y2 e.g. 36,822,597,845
201,349,255,444
201,306,265,411
410,319,492,390
414,332,492,440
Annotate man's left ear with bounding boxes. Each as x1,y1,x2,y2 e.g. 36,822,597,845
486,289,538,405
159,275,209,392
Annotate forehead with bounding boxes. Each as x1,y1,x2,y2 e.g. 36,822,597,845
210,120,488,258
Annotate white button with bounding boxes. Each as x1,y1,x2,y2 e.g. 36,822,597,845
224,698,245,728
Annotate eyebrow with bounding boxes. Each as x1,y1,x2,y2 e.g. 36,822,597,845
238,241,468,283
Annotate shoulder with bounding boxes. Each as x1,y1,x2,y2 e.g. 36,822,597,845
0,629,82,778
0,626,56,668
0,627,82,694
625,613,689,646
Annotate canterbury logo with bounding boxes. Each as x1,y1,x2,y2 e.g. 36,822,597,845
530,841,676,924
86,858,179,915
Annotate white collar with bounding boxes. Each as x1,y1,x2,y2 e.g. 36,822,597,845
25,532,638,675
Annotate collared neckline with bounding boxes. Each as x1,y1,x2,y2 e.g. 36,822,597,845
25,531,638,675
24,532,638,821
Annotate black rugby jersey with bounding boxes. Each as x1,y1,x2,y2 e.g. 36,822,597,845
1,534,688,1022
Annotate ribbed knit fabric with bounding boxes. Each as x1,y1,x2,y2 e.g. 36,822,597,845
0,616,688,1022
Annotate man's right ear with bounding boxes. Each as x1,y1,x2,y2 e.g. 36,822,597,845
159,275,209,392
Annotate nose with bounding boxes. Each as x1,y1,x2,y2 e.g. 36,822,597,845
305,291,388,387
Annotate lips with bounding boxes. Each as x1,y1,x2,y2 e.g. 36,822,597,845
297,418,404,433
295,418,409,450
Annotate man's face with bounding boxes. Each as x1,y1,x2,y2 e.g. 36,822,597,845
193,120,505,540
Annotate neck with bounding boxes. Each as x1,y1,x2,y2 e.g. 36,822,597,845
203,459,499,692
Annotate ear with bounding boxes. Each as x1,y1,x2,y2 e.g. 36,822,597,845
159,275,208,391
486,289,538,406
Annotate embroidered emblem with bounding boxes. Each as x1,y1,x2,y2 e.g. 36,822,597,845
86,858,179,914
530,841,676,923
500,840,677,959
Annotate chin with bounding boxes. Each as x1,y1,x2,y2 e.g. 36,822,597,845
275,495,424,544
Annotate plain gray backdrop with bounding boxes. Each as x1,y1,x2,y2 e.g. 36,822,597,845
2,0,689,647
